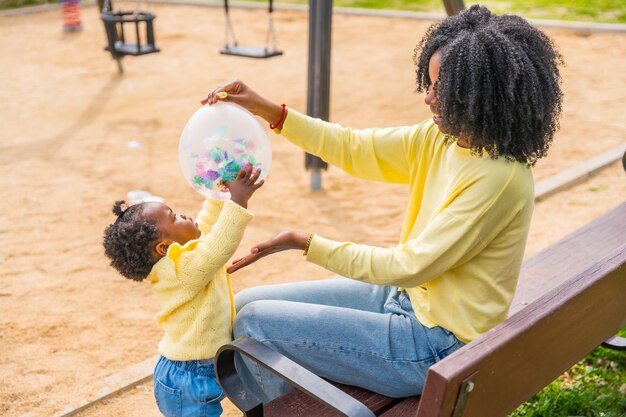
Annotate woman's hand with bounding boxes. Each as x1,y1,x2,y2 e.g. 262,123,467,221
227,231,311,273
201,79,286,128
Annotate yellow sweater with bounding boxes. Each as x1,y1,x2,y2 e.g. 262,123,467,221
147,199,253,360
279,109,534,343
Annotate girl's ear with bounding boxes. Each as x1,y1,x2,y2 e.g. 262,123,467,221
155,241,169,257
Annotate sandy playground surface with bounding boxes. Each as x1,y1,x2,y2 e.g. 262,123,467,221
0,3,625,416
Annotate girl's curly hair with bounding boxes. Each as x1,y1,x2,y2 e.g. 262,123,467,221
414,5,563,165
103,200,160,281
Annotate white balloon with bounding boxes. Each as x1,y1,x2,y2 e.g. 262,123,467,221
179,102,272,199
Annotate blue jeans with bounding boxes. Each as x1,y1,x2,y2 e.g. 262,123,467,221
233,278,464,403
153,356,224,417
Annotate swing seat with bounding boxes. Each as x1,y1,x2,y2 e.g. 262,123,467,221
101,10,159,57
220,44,282,59
220,0,282,59
108,39,158,55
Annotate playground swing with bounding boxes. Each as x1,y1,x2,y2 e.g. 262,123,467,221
220,0,283,59
100,0,159,73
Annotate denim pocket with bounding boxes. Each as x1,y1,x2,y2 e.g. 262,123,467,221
204,392,225,417
428,326,463,359
155,378,182,417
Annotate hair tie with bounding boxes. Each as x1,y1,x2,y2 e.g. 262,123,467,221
120,202,131,213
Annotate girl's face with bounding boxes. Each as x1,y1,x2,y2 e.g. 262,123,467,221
424,50,443,131
142,202,201,254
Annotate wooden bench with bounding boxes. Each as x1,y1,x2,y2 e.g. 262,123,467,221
216,202,626,417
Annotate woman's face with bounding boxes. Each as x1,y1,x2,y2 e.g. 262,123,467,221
424,50,444,131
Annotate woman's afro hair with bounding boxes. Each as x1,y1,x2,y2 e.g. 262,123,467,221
103,200,160,281
414,5,564,165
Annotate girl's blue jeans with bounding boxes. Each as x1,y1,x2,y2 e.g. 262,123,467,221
233,278,464,403
153,356,224,417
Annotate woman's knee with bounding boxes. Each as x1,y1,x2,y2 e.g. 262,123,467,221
234,301,268,339
234,286,268,313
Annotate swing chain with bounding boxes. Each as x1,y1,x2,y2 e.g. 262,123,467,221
265,11,278,52
223,0,239,48
222,0,280,55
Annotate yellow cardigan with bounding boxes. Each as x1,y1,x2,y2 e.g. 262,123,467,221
278,109,534,343
148,199,253,360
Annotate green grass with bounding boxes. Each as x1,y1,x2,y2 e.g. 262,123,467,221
0,0,53,10
474,0,626,24
509,326,626,417
256,0,626,23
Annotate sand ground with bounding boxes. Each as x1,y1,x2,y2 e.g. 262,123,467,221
0,4,625,417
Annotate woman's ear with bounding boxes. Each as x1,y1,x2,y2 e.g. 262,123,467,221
155,241,169,257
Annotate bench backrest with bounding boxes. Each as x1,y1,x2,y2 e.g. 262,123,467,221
415,202,626,417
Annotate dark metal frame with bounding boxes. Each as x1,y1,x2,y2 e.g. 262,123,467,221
305,0,332,190
215,337,375,417
602,335,626,350
100,0,159,73
442,0,465,15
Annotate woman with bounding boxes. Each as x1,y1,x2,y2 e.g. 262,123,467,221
204,5,563,401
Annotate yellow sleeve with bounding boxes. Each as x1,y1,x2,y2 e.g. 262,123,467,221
306,167,530,287
278,109,415,184
306,212,484,288
169,200,253,288
195,198,225,235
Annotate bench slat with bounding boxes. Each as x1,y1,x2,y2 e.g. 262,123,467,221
264,383,403,416
510,201,626,316
379,397,421,416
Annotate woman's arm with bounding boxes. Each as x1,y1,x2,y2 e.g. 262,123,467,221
203,79,285,128
229,169,532,286
279,111,414,183
306,213,483,288
227,231,308,274
227,209,484,286
203,80,416,184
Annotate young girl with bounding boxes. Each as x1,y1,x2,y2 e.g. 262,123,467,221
103,166,263,417
203,5,563,402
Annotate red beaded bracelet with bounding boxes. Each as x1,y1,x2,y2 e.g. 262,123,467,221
269,104,287,130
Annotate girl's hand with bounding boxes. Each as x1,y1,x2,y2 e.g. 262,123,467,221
227,231,310,273
201,80,287,129
223,165,264,209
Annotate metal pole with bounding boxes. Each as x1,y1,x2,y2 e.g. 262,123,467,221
306,0,331,190
442,0,465,15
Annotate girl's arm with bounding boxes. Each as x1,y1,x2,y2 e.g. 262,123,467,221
174,167,262,288
171,199,253,288
194,199,225,236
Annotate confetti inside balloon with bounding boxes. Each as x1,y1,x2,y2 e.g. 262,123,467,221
179,102,272,199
